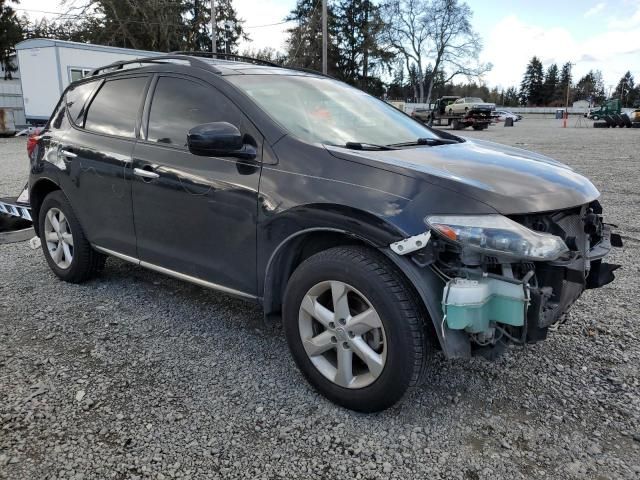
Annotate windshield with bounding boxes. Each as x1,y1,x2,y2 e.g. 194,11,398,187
228,74,439,146
467,97,484,103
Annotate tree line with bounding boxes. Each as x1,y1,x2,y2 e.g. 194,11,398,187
1,0,489,105
519,56,639,108
3,0,636,108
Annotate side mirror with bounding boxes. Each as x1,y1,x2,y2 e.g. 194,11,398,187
187,122,256,159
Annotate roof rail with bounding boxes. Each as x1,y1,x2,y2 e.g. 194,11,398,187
171,51,332,78
89,54,221,77
169,51,282,68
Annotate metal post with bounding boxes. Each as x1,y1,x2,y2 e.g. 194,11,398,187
563,63,573,128
363,0,369,88
211,0,216,54
322,0,327,75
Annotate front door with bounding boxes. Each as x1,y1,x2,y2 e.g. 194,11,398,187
131,75,262,296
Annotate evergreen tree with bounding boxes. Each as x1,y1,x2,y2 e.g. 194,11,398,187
285,0,341,75
614,71,636,107
519,56,544,105
503,87,519,107
558,62,573,106
0,0,22,78
335,0,391,91
543,63,559,105
36,0,247,53
575,70,605,105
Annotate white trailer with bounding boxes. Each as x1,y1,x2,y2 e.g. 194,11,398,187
15,39,161,124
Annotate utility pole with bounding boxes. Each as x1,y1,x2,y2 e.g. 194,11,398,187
322,0,327,75
211,0,216,54
563,62,574,128
363,0,369,89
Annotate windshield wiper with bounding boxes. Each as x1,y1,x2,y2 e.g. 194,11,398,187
342,141,398,151
387,137,460,147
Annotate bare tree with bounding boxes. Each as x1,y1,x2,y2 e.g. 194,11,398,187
381,0,430,102
422,0,491,106
382,0,491,104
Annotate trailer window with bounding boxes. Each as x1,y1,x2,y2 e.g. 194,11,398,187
69,68,92,83
84,77,148,138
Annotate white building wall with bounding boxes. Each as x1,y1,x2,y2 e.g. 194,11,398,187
56,46,157,90
16,47,60,121
15,39,161,124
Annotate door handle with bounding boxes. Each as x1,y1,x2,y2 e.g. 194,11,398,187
60,150,77,158
133,167,160,179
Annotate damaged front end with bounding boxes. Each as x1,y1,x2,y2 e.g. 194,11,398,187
392,201,622,358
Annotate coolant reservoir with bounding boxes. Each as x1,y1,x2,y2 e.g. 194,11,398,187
442,278,528,333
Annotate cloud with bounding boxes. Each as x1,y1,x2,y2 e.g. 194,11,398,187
584,2,606,18
480,12,640,89
607,4,640,29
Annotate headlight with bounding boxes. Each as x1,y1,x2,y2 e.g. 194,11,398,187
425,215,568,261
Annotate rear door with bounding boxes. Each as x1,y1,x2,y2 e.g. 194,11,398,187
58,75,150,258
131,74,262,296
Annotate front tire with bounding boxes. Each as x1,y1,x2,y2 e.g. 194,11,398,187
283,246,429,412
39,190,105,283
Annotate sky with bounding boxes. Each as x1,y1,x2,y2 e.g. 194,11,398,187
14,0,640,91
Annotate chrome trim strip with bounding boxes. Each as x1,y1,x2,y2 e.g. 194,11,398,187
93,245,257,300
93,245,140,264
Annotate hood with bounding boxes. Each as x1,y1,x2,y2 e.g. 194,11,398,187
326,137,600,214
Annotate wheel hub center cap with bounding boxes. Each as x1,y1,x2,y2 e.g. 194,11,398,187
335,327,348,342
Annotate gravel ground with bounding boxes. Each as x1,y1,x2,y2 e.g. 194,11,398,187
1,118,639,479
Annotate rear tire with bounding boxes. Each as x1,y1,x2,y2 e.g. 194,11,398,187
38,190,106,283
283,246,430,412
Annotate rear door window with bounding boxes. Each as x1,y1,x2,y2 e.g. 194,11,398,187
146,76,241,148
85,76,148,138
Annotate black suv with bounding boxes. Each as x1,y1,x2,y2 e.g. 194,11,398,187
28,54,620,412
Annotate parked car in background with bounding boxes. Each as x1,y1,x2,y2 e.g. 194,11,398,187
410,107,430,123
448,97,495,115
27,53,621,412
493,110,521,122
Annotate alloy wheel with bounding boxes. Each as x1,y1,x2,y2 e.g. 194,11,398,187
43,207,74,269
298,280,387,389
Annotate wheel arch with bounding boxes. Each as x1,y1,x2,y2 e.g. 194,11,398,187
29,177,61,235
263,228,376,317
262,227,464,357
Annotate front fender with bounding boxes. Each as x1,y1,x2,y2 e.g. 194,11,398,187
258,205,407,315
381,250,471,359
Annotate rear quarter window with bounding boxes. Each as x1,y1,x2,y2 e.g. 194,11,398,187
66,80,99,126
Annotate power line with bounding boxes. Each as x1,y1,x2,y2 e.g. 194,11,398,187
14,7,294,30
